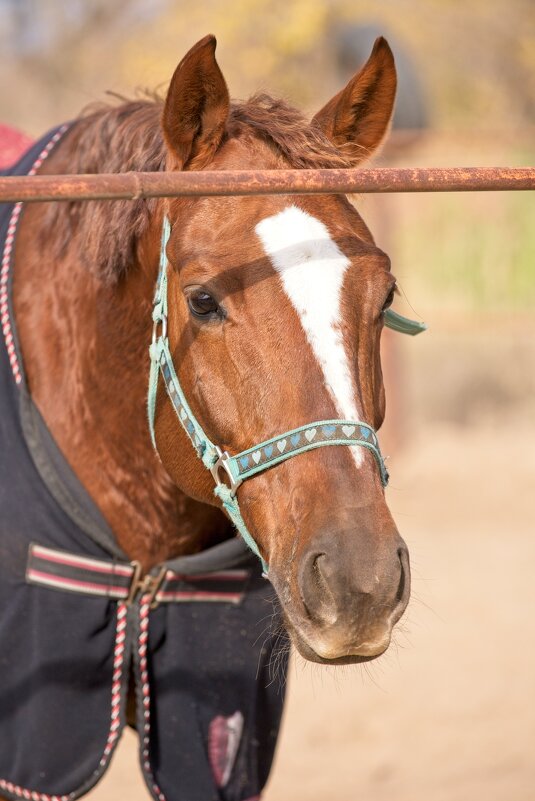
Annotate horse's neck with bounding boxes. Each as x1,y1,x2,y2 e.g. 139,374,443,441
13,148,230,570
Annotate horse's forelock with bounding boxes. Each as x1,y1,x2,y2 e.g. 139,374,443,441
228,94,352,170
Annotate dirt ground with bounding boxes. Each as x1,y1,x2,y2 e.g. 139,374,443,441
87,328,535,801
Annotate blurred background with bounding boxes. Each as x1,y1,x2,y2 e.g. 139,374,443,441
1,1,534,799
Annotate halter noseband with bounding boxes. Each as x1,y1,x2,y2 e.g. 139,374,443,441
147,217,425,574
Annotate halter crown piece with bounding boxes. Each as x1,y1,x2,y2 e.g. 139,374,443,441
148,218,426,574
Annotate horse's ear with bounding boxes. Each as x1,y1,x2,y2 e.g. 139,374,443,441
313,37,397,165
162,34,230,169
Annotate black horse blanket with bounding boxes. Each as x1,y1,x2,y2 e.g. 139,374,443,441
0,129,287,801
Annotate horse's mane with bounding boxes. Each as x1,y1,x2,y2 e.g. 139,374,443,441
44,93,350,282
229,94,351,170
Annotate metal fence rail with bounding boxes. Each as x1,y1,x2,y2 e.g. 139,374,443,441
0,167,534,202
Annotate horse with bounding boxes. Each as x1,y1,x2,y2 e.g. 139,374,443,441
0,34,410,801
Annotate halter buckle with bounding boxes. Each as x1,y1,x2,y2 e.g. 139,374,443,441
210,446,242,496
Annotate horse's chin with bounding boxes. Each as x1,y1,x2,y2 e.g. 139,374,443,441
294,639,385,666
286,622,390,666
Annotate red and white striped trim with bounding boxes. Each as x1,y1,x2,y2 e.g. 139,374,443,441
1,124,69,384
26,543,135,600
26,544,250,605
156,590,244,604
167,570,250,582
0,783,72,801
25,569,130,599
138,596,167,801
0,603,127,801
31,544,133,576
99,603,128,766
153,568,250,605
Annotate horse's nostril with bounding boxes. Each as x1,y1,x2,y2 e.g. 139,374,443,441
394,546,411,614
298,550,336,624
396,554,406,605
297,538,411,633
312,552,327,586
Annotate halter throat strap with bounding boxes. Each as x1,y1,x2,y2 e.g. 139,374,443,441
148,218,423,573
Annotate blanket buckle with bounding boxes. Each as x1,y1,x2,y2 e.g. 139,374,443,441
127,562,167,609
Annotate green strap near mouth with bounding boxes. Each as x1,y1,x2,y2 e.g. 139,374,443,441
213,484,268,571
384,309,427,336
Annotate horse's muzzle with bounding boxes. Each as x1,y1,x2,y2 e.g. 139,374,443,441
275,530,410,665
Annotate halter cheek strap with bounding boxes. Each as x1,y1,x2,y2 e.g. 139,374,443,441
147,218,425,574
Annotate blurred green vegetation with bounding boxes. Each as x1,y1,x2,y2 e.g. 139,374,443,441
396,182,535,313
0,0,533,313
383,139,535,314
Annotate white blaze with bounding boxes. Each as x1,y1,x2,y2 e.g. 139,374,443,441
255,204,363,468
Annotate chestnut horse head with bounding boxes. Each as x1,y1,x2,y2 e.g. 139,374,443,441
151,35,409,664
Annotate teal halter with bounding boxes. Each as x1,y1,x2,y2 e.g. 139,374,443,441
148,217,426,574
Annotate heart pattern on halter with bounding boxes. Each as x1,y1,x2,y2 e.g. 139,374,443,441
158,352,202,446
155,332,386,488
155,334,385,485
235,421,382,478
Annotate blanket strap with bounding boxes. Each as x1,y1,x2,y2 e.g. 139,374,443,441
26,543,249,607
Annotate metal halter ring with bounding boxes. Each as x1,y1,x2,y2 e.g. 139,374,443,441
152,314,167,346
210,446,242,496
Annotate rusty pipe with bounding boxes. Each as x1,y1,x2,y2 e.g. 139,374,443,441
0,167,534,203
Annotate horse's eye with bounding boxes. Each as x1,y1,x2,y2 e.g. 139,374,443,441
382,284,396,312
188,290,220,319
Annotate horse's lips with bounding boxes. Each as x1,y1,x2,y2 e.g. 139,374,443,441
292,632,388,665
282,613,391,665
